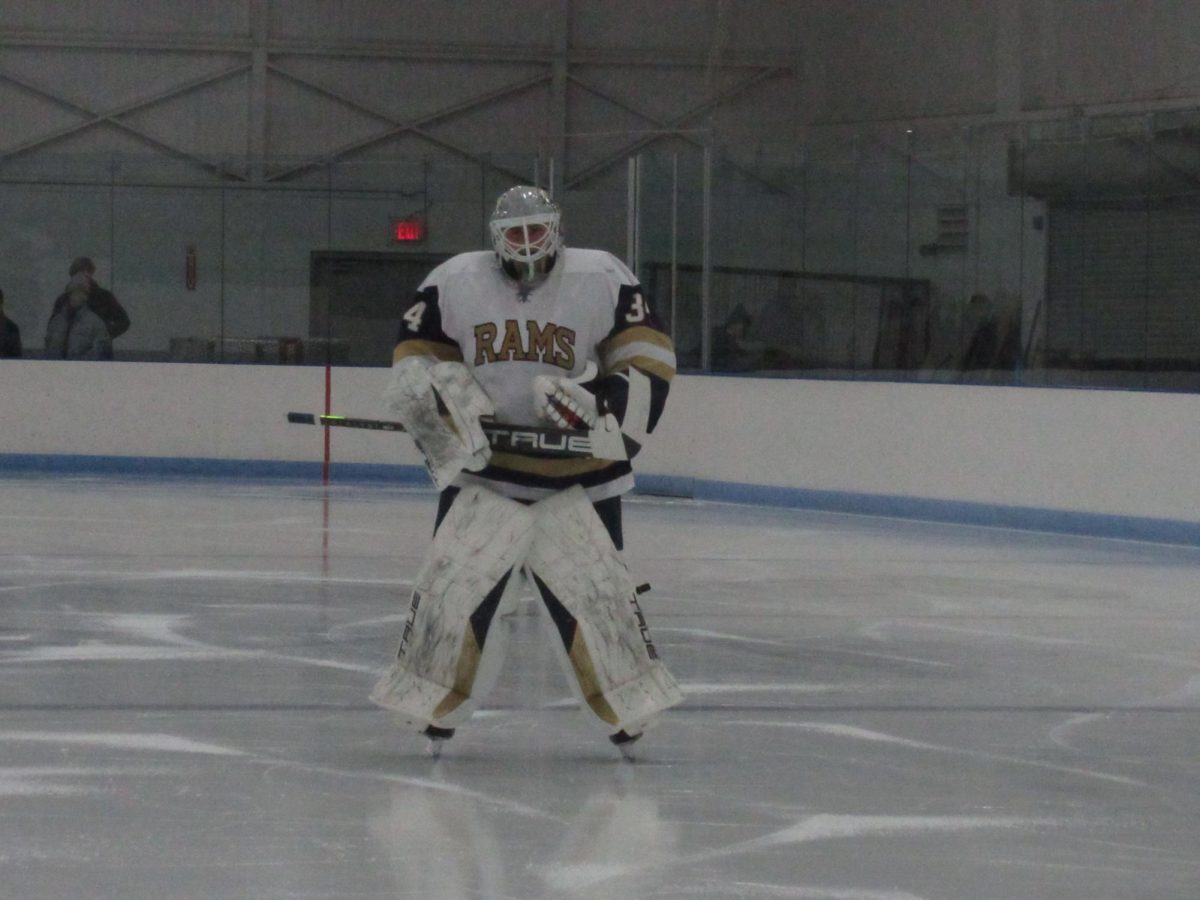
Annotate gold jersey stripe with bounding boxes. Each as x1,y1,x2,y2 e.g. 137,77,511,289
489,452,615,478
602,324,673,356
607,355,675,382
393,340,462,365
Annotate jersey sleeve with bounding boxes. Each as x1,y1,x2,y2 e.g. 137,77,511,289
596,282,675,440
392,285,463,366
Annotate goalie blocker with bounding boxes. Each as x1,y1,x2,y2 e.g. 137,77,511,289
370,484,682,750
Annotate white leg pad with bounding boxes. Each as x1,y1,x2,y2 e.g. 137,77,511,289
370,485,534,730
525,486,683,735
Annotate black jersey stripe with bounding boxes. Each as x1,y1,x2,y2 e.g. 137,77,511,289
472,458,633,492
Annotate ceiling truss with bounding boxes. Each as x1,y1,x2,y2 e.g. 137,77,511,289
0,63,251,178
0,13,796,188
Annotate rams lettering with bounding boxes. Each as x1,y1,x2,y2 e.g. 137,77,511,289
474,319,576,370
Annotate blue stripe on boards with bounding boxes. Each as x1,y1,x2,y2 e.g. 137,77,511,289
4,453,1199,547
0,453,427,484
633,474,1200,547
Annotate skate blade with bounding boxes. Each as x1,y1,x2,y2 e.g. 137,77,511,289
609,729,642,762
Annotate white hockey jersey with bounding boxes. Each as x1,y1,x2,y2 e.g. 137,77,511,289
392,248,675,501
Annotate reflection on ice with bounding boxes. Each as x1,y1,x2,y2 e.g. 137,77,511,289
368,767,678,899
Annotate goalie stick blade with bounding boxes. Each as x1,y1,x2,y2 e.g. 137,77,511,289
287,412,317,425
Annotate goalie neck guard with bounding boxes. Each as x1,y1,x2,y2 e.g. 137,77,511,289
489,185,562,283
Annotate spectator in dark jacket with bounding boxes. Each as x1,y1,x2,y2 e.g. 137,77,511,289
48,257,129,358
0,288,22,358
45,282,111,360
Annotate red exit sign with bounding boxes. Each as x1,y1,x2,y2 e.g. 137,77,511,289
391,217,426,243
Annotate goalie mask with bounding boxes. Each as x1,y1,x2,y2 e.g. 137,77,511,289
489,185,562,283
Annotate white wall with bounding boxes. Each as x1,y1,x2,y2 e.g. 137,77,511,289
3,361,1200,531
0,361,412,467
645,375,1200,523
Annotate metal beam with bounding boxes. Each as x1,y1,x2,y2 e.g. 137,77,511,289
0,28,797,69
548,0,570,197
264,64,548,182
247,0,270,184
565,66,789,189
0,63,251,179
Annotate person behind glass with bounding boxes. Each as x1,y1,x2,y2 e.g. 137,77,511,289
48,257,130,358
710,304,762,371
45,280,111,360
0,288,21,359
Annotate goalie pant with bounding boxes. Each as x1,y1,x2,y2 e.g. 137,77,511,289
435,484,624,550
369,484,683,740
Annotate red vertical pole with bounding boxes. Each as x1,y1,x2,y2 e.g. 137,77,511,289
322,363,332,573
322,364,332,484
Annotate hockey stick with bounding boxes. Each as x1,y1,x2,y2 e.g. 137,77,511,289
286,412,627,460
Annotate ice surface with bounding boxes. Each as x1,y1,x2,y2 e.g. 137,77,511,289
1,475,1198,898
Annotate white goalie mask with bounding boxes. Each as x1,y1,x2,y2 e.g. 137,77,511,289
489,186,562,282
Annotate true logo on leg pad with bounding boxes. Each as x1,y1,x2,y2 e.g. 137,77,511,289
397,591,421,661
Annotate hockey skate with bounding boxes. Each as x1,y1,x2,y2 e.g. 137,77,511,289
609,729,642,762
423,724,455,759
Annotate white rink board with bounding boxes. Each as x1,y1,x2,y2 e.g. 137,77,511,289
2,360,1200,524
642,375,1200,523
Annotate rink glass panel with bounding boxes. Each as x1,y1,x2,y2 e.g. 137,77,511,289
4,116,1200,390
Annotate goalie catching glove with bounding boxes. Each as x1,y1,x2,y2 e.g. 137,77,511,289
534,366,656,460
533,374,598,430
385,359,494,489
